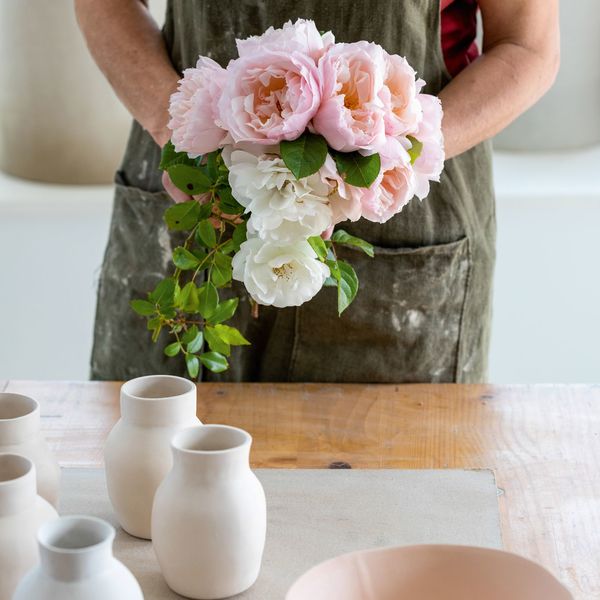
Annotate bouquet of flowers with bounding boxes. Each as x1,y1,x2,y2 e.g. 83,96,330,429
131,19,445,378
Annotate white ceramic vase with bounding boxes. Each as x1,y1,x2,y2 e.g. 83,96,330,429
104,375,200,539
13,515,144,600
152,425,267,599
0,454,58,600
0,393,61,507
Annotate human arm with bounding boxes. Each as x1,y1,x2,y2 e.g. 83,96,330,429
439,0,560,159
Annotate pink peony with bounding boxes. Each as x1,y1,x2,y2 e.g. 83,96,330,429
411,94,445,199
168,57,229,157
380,53,424,137
319,155,366,224
218,50,322,144
312,42,388,153
236,19,335,62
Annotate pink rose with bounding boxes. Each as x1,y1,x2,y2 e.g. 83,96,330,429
380,54,424,137
236,19,335,62
312,42,388,153
412,94,445,199
218,50,321,144
168,57,229,157
319,155,366,224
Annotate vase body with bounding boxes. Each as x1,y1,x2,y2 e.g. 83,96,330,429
0,454,58,600
0,393,61,507
13,515,143,600
152,425,267,599
104,374,200,539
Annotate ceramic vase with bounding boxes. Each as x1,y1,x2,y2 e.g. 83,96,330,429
0,393,61,507
13,515,144,600
152,425,267,599
104,374,200,539
0,454,58,600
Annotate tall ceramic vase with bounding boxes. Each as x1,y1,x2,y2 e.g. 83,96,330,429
13,515,144,600
0,454,58,600
104,375,200,539
152,425,267,599
0,393,61,507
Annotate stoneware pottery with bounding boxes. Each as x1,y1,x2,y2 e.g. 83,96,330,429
285,544,574,600
152,425,267,599
13,515,144,600
105,374,200,539
0,454,58,600
0,392,61,506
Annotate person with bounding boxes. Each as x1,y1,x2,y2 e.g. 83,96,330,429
75,0,559,383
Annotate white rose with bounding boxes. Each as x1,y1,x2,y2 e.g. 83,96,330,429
232,237,330,307
226,149,333,243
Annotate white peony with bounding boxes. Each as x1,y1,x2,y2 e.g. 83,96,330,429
232,237,330,307
226,149,333,243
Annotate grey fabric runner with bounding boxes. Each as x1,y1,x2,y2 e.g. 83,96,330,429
60,468,502,599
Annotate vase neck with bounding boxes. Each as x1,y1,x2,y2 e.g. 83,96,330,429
0,393,41,445
0,454,37,517
120,375,197,427
39,516,115,582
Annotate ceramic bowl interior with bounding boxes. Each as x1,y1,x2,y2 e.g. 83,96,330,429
0,393,37,420
174,425,251,453
286,545,573,600
122,375,195,399
0,453,32,482
39,516,114,552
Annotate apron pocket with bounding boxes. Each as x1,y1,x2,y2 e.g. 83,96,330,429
288,236,472,383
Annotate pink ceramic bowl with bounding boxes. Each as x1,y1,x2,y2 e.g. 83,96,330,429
285,545,573,600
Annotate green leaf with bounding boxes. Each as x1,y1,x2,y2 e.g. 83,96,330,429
331,230,375,257
149,278,177,308
185,354,200,378
206,151,219,181
173,247,200,270
196,219,217,248
159,140,195,170
198,282,218,319
164,200,202,231
204,326,231,356
280,132,328,180
186,331,204,354
407,135,423,165
219,240,236,255
213,324,250,346
232,221,248,251
199,351,229,373
211,252,233,288
181,325,199,345
164,341,181,357
332,151,381,188
130,299,155,316
307,236,328,260
337,260,359,315
218,186,245,214
325,259,341,280
179,282,200,312
167,164,212,195
208,298,239,325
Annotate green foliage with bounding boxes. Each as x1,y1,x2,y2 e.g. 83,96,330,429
199,352,228,373
308,235,328,260
407,135,423,165
185,354,200,378
164,341,181,357
196,219,217,248
208,298,239,325
331,230,375,257
159,141,196,170
332,151,381,188
164,200,203,231
167,164,212,195
198,282,218,319
130,299,155,316
280,132,328,180
211,253,233,288
173,247,200,270
232,222,248,251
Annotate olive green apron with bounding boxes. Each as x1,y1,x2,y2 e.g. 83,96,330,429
91,0,496,383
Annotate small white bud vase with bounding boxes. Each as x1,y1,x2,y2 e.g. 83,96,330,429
104,375,200,539
0,393,61,507
13,515,144,600
0,454,57,600
152,425,267,599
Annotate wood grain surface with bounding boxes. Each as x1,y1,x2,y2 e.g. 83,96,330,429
1,380,599,599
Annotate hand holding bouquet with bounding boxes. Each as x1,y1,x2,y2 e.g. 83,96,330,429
131,19,445,378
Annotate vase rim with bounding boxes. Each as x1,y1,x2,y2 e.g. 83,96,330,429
38,515,115,556
172,424,252,455
0,393,39,422
0,452,34,485
121,374,196,401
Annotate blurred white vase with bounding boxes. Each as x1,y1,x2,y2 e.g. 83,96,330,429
0,0,131,183
494,0,600,151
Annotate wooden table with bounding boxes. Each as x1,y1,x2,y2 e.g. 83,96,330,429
1,381,599,599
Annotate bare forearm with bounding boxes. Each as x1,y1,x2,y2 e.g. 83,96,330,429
74,0,179,146
439,0,560,159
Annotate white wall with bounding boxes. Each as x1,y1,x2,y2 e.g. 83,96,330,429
1,148,599,382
